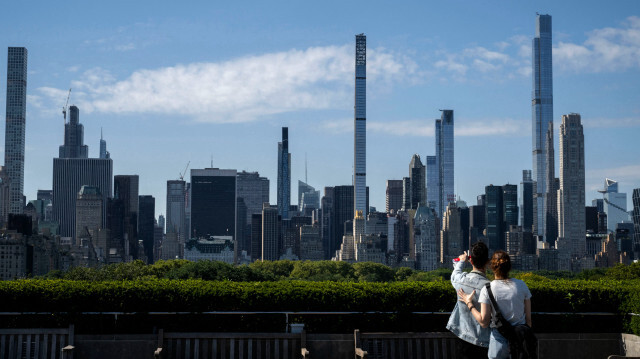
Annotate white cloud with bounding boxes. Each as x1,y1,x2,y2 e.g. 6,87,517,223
38,45,416,123
555,16,640,73
582,117,640,128
322,118,528,137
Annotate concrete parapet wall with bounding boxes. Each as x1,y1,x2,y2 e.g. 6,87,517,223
623,333,640,356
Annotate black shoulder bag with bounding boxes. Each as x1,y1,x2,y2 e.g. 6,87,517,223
484,283,538,359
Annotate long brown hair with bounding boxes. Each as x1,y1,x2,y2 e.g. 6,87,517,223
490,250,511,279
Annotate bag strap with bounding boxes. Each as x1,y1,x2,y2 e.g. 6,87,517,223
485,282,504,317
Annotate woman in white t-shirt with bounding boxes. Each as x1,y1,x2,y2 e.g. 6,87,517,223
457,250,532,359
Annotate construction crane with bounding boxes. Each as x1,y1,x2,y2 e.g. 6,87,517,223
179,161,190,181
61,88,72,124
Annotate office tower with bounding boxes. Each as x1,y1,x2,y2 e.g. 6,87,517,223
158,214,165,233
282,216,312,258
166,180,186,239
261,204,280,261
385,180,403,214
321,187,334,259
520,170,534,232
190,168,237,241
99,129,110,159
153,221,163,261
633,188,640,259
409,154,426,209
585,206,598,233
557,113,586,258
485,185,504,251
37,190,53,202
426,155,437,210
401,177,411,210
414,205,438,271
616,222,634,257
458,201,470,251
277,127,291,219
331,185,369,259
75,186,103,243
113,175,139,255
434,110,454,218
138,195,155,263
250,213,262,260
59,106,89,158
506,225,537,271
237,171,269,255
4,47,28,216
440,202,464,263
354,33,367,225
503,184,519,232
599,179,629,232
52,157,113,240
298,180,320,215
300,224,323,261
532,14,554,239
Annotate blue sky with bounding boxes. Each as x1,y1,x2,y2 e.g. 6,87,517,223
1,0,639,218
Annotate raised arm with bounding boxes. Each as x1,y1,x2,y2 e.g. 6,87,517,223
457,288,491,328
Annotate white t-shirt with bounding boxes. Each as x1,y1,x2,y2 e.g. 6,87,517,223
478,278,532,326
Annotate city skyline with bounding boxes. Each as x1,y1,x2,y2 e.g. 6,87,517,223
1,1,639,218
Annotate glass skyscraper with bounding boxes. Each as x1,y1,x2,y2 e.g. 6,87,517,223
532,14,554,239
354,34,367,223
435,109,454,218
4,47,28,216
426,155,437,210
277,127,290,219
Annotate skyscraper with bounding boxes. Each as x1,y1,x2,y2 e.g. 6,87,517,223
520,170,534,232
298,180,320,215
166,180,186,237
557,113,586,258
237,171,269,256
544,124,558,245
426,155,437,210
409,154,426,210
354,33,367,223
385,180,403,214
600,179,629,232
75,185,103,243
485,185,504,251
532,13,554,239
190,168,237,240
59,106,88,159
633,188,640,259
53,106,112,240
435,110,454,217
277,127,291,219
138,195,155,263
99,129,110,159
4,47,28,216
261,204,280,261
113,175,139,258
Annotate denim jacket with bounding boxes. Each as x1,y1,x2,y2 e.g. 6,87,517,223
445,260,490,347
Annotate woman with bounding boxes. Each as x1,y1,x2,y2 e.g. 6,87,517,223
457,250,532,359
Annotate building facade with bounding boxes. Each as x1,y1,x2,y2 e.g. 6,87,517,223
354,34,367,222
385,180,403,214
435,110,454,218
409,154,426,210
557,113,586,258
4,47,28,217
520,170,534,232
166,180,186,238
277,127,291,219
190,168,237,240
138,195,155,263
633,188,640,259
74,186,103,245
532,13,554,240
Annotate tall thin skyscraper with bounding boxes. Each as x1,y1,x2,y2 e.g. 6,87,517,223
520,170,534,232
426,155,437,210
4,47,28,216
277,127,290,219
632,188,640,259
138,195,156,263
532,13,554,239
544,125,558,244
557,113,585,258
354,33,367,225
435,110,454,217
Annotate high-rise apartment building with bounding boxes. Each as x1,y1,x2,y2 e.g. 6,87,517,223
532,14,554,240
440,202,464,263
485,185,504,251
385,180,403,214
544,125,558,245
520,170,534,232
435,110,454,217
261,204,280,261
4,47,28,217
354,33,367,222
409,154,426,210
277,127,291,219
190,168,237,241
557,113,586,258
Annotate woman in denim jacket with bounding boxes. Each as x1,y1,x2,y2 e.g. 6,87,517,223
446,241,491,358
